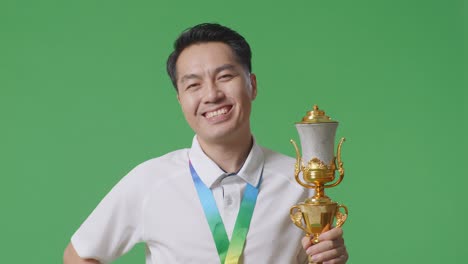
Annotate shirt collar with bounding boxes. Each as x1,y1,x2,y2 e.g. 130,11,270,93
188,135,264,189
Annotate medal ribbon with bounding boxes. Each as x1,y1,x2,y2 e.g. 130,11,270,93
189,161,262,264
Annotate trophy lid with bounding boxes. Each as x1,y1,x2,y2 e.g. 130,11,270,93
296,105,337,124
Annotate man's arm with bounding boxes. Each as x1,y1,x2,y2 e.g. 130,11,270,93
63,243,100,264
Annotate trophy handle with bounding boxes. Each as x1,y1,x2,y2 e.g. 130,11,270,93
290,205,308,234
290,139,316,189
335,204,348,227
325,137,346,188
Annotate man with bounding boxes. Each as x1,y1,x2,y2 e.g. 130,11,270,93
64,23,348,264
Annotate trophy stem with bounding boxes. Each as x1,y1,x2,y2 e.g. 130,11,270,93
314,184,325,200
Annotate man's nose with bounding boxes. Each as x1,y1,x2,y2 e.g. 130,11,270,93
204,81,225,103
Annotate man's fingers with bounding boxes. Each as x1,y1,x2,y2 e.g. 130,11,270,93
310,245,348,263
303,227,347,263
319,227,344,241
305,237,344,255
323,253,348,264
301,236,312,249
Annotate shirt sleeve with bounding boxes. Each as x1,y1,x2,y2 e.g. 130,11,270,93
71,166,147,263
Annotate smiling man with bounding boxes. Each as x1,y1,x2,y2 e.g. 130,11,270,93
64,23,348,264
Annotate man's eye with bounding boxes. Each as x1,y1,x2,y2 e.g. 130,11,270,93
186,83,200,90
218,74,234,81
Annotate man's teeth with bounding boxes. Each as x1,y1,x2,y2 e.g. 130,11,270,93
206,108,228,118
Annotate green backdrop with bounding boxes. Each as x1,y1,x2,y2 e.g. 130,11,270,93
1,0,465,263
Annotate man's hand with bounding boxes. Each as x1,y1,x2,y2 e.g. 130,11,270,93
301,227,348,263
63,243,100,264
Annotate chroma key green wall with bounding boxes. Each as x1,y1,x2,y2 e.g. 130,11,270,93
0,0,464,263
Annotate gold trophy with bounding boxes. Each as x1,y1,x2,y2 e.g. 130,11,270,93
289,105,348,264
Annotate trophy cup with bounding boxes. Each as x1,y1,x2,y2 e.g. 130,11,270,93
289,105,348,264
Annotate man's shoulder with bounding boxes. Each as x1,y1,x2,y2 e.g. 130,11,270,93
132,148,189,175
118,148,189,187
259,146,305,188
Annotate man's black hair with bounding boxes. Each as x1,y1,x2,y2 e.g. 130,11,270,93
166,23,252,91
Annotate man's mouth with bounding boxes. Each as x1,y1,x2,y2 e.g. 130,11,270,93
204,106,231,118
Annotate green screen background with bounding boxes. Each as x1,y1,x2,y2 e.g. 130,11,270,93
1,0,465,263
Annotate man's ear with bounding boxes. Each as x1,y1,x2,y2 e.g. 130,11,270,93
249,73,257,100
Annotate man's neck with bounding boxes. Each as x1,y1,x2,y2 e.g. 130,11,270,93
197,134,253,174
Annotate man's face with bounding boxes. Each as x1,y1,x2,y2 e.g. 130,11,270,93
176,42,257,145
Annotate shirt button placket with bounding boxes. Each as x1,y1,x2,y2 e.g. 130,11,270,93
221,176,241,239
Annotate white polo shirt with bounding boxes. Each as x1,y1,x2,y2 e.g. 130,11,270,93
72,136,312,263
